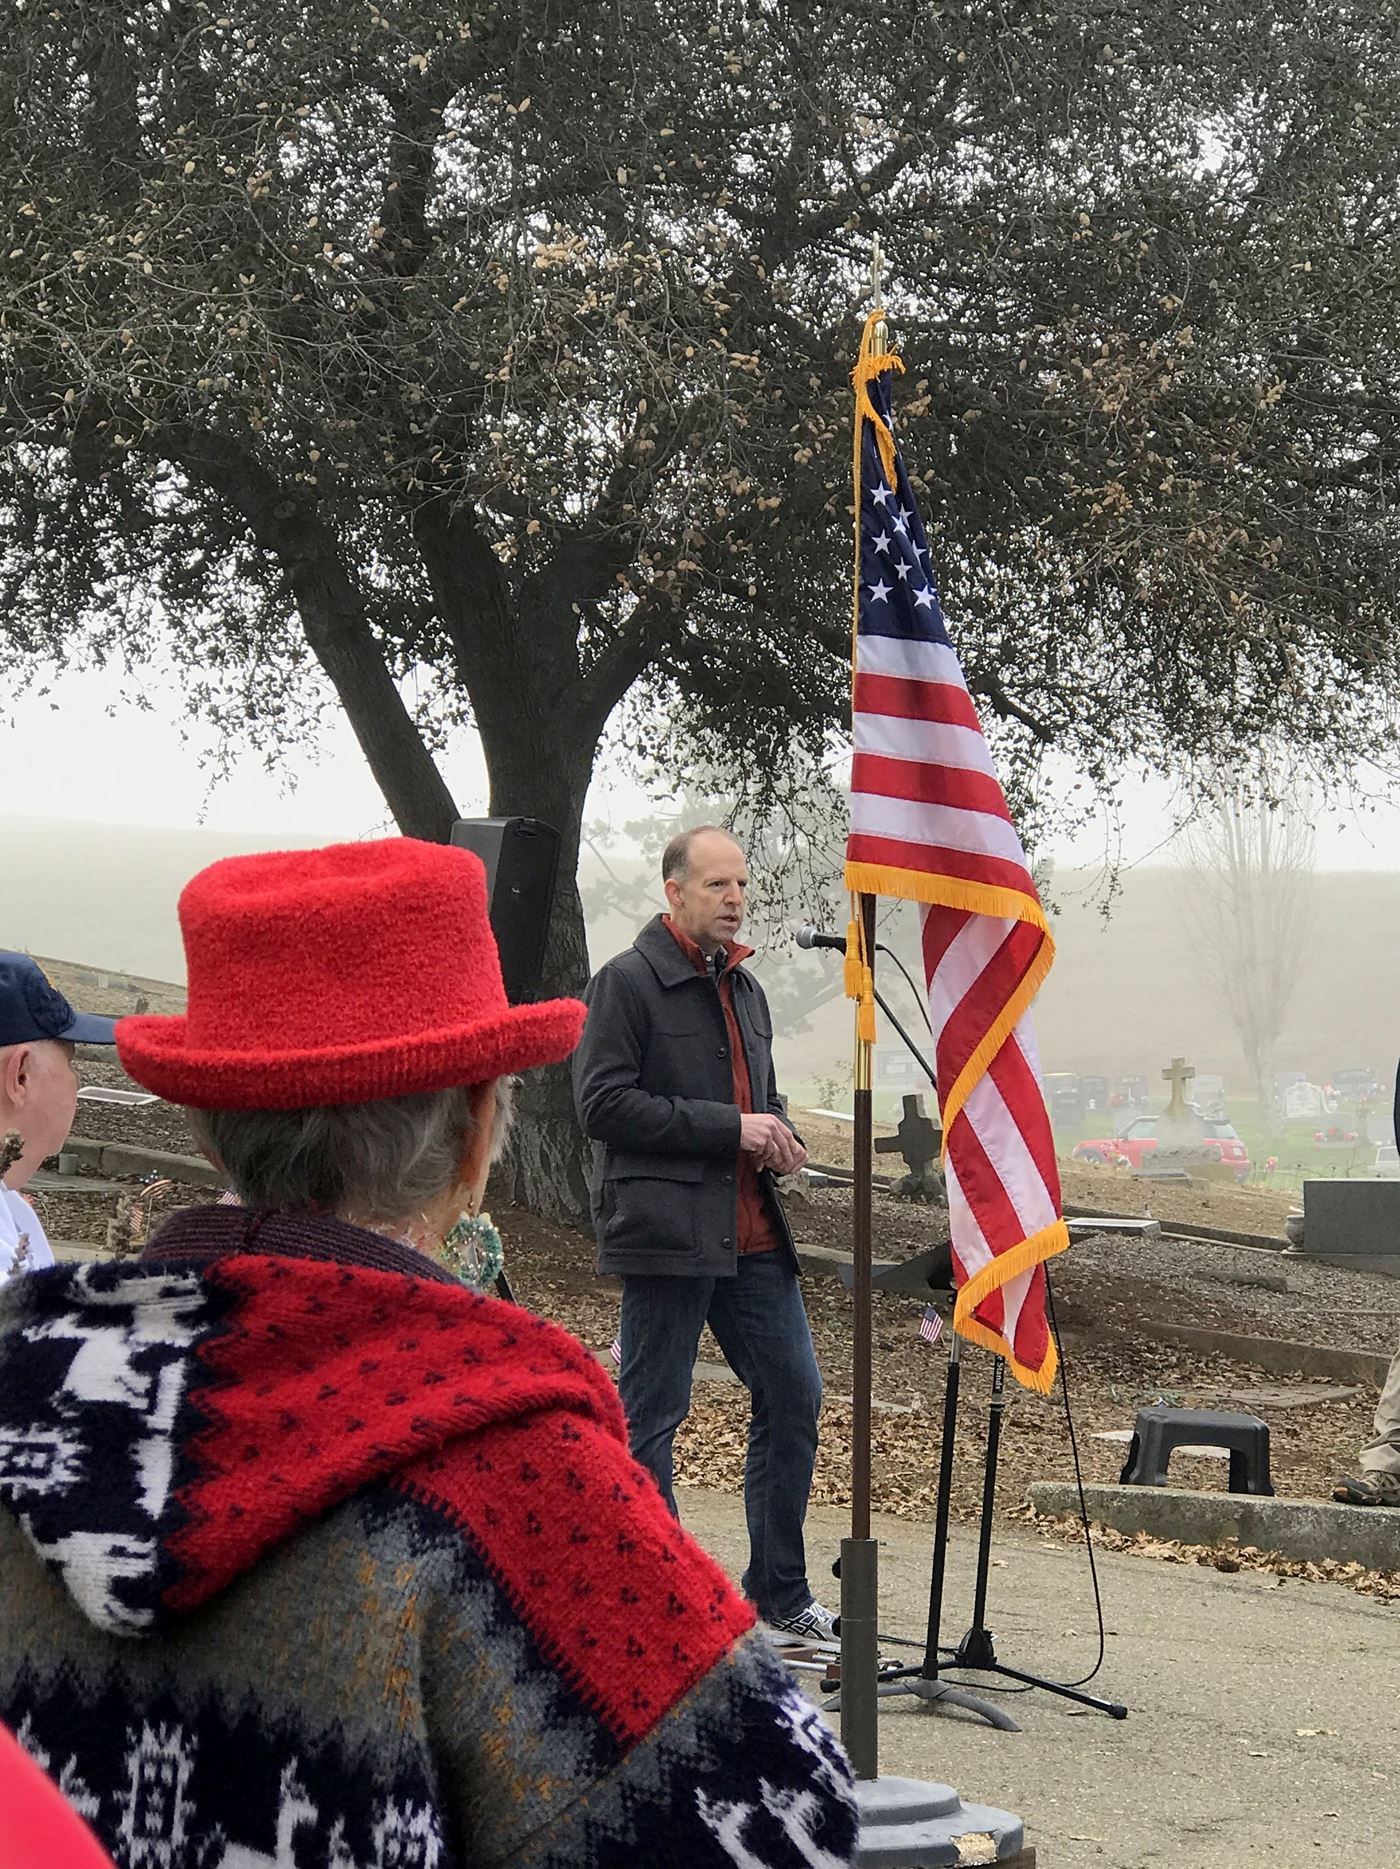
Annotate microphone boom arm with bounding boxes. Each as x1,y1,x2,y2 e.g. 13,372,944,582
871,987,938,1096
798,927,938,1087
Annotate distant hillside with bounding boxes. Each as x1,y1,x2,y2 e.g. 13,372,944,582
712,866,1400,1095
1032,867,1400,1085
0,815,325,980
35,956,185,1020
5,813,1396,1096
568,857,1400,1095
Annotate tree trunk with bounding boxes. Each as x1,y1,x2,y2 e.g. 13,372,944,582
410,504,632,1227
477,701,603,1225
294,562,461,843
1253,1040,1278,1145
175,437,462,843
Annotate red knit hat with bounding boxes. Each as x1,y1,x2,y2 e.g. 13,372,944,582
115,839,587,1110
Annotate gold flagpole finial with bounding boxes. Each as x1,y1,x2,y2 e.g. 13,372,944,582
869,236,887,349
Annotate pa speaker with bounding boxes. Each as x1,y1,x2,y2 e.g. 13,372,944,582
449,817,561,1005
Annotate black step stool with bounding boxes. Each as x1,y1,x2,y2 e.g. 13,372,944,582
1119,1406,1273,1495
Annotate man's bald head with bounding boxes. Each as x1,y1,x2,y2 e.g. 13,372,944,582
661,827,749,954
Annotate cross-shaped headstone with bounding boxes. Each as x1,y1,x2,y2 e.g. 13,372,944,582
875,1094,945,1203
1162,1056,1195,1121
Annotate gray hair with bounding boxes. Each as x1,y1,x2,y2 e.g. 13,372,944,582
661,824,737,885
188,1079,514,1225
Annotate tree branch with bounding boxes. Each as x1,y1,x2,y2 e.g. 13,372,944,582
166,426,460,838
969,674,1058,743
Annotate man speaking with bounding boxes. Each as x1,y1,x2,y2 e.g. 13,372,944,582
573,826,832,1643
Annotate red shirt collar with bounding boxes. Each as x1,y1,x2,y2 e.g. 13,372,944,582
662,915,754,976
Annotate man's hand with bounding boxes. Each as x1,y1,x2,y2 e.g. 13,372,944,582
739,1113,806,1176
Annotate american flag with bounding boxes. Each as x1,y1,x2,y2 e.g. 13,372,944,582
918,1304,944,1346
843,314,1068,1393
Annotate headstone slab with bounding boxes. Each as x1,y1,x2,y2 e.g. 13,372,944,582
1299,1178,1400,1277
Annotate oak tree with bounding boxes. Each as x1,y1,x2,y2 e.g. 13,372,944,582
4,0,1398,1210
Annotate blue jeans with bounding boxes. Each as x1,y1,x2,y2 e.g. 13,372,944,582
618,1250,823,1622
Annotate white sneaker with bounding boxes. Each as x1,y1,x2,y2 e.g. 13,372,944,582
765,1599,839,1645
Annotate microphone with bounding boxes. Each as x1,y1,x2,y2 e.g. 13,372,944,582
796,925,847,953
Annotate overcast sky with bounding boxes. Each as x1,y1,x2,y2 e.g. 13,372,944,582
5,658,1400,872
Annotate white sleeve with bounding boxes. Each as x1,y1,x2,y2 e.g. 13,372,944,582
0,1191,54,1277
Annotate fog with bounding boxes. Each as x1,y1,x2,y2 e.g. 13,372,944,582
4,810,1395,1106
5,660,1399,1097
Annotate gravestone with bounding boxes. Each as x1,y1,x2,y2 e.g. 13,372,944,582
874,1095,944,1203
1145,1054,1216,1177
1162,1055,1195,1122
1292,1178,1400,1279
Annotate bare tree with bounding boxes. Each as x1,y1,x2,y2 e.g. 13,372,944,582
1180,771,1316,1127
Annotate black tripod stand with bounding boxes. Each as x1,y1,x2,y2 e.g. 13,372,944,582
815,939,1127,1729
872,1325,1128,1728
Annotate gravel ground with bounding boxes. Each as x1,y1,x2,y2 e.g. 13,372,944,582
1064,1226,1400,1357
494,1183,1389,1523
68,1055,199,1156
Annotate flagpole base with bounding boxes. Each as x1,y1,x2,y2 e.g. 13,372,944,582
855,1775,1030,1865
838,1536,880,1779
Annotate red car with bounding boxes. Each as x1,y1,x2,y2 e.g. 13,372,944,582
1073,1114,1251,1183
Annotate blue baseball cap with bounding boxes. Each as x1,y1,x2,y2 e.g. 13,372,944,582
0,952,118,1047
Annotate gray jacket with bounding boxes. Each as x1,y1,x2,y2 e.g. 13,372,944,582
572,917,799,1278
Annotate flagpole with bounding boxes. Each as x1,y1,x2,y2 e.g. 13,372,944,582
832,238,1043,1861
838,890,880,1780
837,243,887,1785
850,890,876,1541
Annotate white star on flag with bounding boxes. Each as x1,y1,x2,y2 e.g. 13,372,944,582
865,578,892,603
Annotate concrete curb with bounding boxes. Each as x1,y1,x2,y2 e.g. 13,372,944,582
61,1137,223,1190
796,1242,861,1280
1141,1321,1390,1386
1028,1479,1400,1572
1064,1203,1286,1251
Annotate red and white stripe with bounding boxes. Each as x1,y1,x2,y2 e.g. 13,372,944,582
848,630,1066,1388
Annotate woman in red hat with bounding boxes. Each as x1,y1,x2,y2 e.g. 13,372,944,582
0,839,856,1869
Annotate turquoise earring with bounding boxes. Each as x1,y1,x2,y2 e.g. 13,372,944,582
438,1211,505,1294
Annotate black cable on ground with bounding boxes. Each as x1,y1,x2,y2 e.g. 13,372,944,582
936,1270,1108,1696
1041,1264,1107,1688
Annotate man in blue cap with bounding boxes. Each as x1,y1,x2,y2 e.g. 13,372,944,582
0,954,117,1282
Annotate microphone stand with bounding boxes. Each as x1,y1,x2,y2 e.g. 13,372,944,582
869,1340,1127,1727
